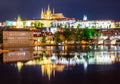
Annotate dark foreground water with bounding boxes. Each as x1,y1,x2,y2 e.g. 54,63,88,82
0,45,120,84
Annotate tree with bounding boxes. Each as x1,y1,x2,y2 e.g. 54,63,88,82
54,32,62,44
41,23,44,28
38,22,41,28
34,21,39,27
71,26,74,28
81,28,95,41
63,28,71,42
64,25,67,28
50,22,53,27
53,28,99,44
31,22,35,27
69,29,76,41
59,24,63,28
75,28,82,41
42,36,46,43
77,24,81,29
95,32,101,37
23,21,26,27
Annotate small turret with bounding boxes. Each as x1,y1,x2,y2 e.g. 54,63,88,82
83,15,88,21
17,15,22,22
16,15,23,28
47,5,50,12
41,8,44,19
53,8,55,14
47,5,51,14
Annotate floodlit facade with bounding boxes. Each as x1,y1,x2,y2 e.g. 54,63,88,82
3,30,34,47
70,20,116,29
0,5,120,29
41,5,65,20
4,19,119,29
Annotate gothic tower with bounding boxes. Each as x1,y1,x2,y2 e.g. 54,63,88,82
41,8,44,19
40,5,65,20
46,5,52,19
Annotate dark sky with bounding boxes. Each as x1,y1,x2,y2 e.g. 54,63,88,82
0,0,120,21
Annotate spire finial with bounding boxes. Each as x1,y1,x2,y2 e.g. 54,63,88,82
53,8,55,14
41,8,44,19
48,4,50,11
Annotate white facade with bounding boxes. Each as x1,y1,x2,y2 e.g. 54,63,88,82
2,19,118,29
70,20,116,29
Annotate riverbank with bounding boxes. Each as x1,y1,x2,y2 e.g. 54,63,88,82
0,49,9,53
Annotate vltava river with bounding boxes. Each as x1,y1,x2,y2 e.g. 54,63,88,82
0,45,120,84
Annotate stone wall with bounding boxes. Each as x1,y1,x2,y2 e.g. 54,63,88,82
3,30,34,47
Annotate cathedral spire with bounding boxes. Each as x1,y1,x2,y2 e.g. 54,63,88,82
41,8,43,13
48,4,50,11
16,15,23,28
46,4,52,19
17,15,22,22
41,8,44,19
53,8,55,14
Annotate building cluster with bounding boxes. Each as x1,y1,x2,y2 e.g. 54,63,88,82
0,5,120,30
0,5,120,47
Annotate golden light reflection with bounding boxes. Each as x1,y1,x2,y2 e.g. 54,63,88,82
41,64,65,80
81,45,87,50
17,62,23,72
65,46,68,51
111,55,116,63
17,59,65,80
41,64,53,80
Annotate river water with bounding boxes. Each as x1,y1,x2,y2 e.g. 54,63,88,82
0,45,120,84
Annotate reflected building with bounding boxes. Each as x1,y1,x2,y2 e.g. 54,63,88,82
94,51,119,64
3,50,33,63
1,45,120,81
41,64,65,80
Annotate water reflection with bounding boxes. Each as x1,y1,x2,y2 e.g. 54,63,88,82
2,45,120,80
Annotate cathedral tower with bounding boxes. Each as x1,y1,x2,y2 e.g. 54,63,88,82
41,8,44,19
40,5,65,20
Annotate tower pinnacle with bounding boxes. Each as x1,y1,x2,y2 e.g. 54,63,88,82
53,8,55,14
41,8,44,19
48,5,50,11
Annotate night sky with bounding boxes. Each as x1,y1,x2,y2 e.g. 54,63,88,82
0,0,120,21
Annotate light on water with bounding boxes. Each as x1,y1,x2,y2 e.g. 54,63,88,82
0,45,120,84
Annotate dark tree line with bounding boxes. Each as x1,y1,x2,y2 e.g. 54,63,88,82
54,28,101,44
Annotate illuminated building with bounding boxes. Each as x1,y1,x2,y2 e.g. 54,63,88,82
70,20,116,29
41,5,65,20
3,5,75,28
3,29,34,47
0,5,120,29
3,50,33,63
16,15,23,28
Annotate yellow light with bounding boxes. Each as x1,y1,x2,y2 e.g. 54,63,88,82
17,62,23,72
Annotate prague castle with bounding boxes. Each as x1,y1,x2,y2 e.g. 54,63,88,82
41,5,65,20
0,5,120,29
